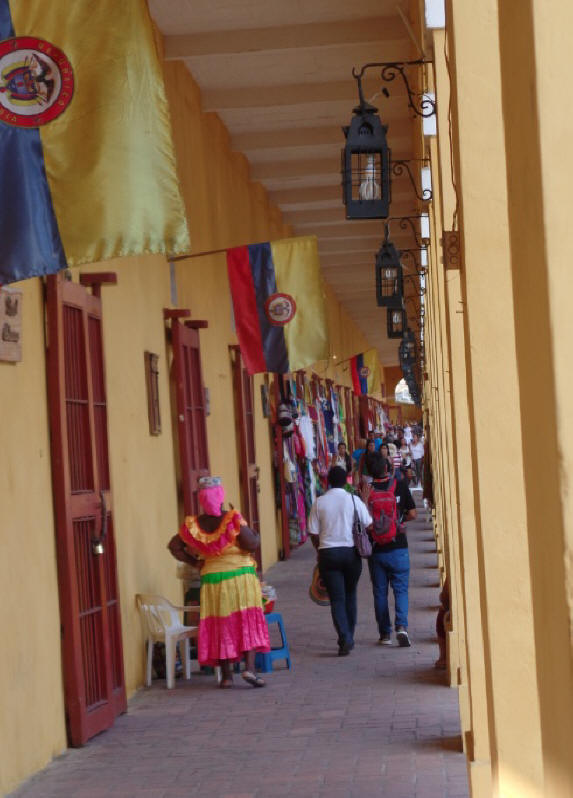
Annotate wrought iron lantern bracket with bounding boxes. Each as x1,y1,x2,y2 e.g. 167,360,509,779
388,215,430,250
391,159,432,202
400,249,427,276
352,60,435,118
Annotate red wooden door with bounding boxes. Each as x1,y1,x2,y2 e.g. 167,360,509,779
231,348,261,566
171,320,210,515
46,274,126,747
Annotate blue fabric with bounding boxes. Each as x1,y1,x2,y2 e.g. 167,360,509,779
0,0,13,36
318,546,362,647
248,242,289,373
322,399,335,453
368,548,410,633
0,0,67,284
356,352,368,395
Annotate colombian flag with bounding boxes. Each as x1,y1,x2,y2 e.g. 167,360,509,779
0,0,189,285
227,236,328,375
350,349,382,396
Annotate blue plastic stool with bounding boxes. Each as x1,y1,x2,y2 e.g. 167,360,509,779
255,612,291,673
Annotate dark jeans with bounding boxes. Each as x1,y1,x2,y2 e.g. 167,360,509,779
368,547,410,634
413,457,424,485
318,546,363,647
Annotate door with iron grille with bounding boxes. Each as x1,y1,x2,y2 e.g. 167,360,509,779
231,347,261,567
46,273,126,747
171,319,210,515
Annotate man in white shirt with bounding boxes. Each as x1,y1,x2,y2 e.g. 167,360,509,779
403,424,412,445
409,433,425,487
308,467,372,655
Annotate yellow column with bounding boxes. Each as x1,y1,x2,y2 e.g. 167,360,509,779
430,28,493,797
446,1,544,795
497,2,573,795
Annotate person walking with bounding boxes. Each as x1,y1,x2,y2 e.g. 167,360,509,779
366,456,417,646
308,466,372,655
409,432,425,488
358,438,377,485
333,440,353,475
403,423,412,445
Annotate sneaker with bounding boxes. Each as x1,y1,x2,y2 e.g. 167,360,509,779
378,634,393,646
396,627,411,647
338,641,351,656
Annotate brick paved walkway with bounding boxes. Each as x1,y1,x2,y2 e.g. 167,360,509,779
11,495,469,798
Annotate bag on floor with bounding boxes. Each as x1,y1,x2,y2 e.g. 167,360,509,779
351,494,372,557
309,564,330,605
368,480,401,545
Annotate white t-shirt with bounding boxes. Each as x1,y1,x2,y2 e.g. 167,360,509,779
410,441,424,459
308,488,372,549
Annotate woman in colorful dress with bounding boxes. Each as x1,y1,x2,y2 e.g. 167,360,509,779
176,476,270,688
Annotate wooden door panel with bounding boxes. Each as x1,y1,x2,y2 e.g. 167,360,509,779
63,304,94,493
172,320,210,515
74,514,107,711
88,314,111,490
46,274,125,747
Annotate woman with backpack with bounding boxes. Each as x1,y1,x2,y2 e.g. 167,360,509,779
365,455,417,647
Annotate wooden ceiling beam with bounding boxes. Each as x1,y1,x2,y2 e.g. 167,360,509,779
251,159,422,186
269,184,418,206
232,121,413,151
289,203,416,228
304,219,403,239
319,237,383,254
202,80,406,111
319,236,417,255
164,16,406,59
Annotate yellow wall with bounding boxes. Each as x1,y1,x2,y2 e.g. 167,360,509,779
0,280,67,795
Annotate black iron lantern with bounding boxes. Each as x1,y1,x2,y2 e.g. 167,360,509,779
387,307,406,339
399,328,417,368
341,77,390,219
376,225,403,308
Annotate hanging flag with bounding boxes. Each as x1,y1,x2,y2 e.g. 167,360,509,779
227,236,328,375
0,0,189,285
350,349,382,396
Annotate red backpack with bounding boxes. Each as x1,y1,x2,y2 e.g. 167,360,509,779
368,480,399,545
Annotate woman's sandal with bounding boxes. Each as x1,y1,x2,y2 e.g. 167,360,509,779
241,670,266,688
219,678,233,689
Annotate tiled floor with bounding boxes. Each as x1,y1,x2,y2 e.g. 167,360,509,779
11,494,469,798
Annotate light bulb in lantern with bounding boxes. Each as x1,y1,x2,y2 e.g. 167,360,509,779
358,155,381,200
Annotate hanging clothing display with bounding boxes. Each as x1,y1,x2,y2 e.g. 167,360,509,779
272,372,388,555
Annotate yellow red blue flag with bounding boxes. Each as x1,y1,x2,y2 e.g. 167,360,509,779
0,0,189,284
227,236,329,374
350,349,382,396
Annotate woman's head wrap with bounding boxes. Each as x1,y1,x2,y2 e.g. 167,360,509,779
198,476,225,515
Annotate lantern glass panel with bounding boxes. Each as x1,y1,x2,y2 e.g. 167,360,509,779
387,308,405,338
381,266,398,298
351,152,382,202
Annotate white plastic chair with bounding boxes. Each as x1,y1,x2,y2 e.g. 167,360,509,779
136,593,200,689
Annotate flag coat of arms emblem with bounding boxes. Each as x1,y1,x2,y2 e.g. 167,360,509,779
227,236,328,375
0,0,190,285
350,349,382,396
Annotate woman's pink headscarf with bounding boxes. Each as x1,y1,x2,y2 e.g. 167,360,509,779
198,483,225,515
